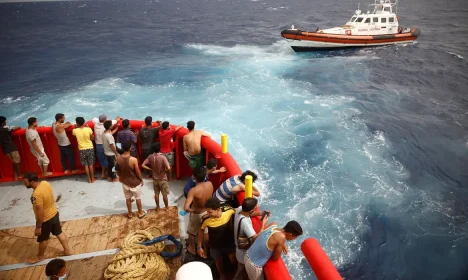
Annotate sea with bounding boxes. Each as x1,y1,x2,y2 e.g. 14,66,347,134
1,0,467,279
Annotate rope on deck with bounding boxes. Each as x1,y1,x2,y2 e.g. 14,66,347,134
104,227,181,280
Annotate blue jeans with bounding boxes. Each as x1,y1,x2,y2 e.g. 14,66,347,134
59,145,76,171
96,144,108,168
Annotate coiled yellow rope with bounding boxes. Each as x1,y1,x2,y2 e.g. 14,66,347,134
104,227,170,280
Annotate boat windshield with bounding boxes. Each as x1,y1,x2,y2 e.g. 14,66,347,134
350,17,357,22
356,17,364,22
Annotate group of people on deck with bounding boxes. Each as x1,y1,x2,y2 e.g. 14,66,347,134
183,167,303,280
0,114,304,280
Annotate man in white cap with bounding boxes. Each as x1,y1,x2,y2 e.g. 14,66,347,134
92,114,120,179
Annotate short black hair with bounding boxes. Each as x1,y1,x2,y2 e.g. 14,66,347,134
145,116,152,126
193,167,206,183
122,141,132,152
24,172,39,182
45,258,66,277
242,197,258,212
75,117,85,126
239,170,258,183
104,120,113,130
162,121,169,129
122,119,130,129
207,158,217,169
284,220,303,236
55,113,64,121
27,117,37,126
205,197,221,210
0,116,6,126
187,121,195,131
151,142,161,153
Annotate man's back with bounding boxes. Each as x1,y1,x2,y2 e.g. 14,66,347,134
0,126,16,154
140,127,160,151
116,155,140,187
190,181,213,213
184,130,203,155
72,127,93,150
144,153,168,180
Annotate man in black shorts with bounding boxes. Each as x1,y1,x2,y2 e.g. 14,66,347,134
24,172,73,263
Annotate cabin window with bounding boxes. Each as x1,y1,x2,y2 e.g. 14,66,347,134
381,18,387,23
384,7,390,12
389,17,394,23
365,18,371,23
357,17,364,22
373,17,378,22
351,17,357,22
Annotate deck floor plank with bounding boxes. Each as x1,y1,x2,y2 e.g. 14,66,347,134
0,207,181,270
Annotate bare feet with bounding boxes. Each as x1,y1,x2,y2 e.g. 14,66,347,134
43,172,53,177
90,177,97,183
72,169,80,173
127,213,133,219
163,207,169,211
26,256,45,264
186,244,196,255
155,207,160,212
109,177,120,183
64,170,71,174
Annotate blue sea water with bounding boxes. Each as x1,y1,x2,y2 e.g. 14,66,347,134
1,0,468,279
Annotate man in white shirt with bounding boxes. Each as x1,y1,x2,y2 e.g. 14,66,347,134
26,117,52,177
92,114,120,179
233,198,268,280
102,120,120,182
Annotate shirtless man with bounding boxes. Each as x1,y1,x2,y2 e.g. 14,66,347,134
184,167,214,255
183,121,211,169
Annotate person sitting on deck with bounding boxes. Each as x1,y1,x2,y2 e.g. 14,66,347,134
244,220,303,280
0,116,23,180
183,120,211,169
53,113,77,174
115,142,147,219
72,117,96,183
213,170,261,206
184,168,214,256
233,198,268,280
92,114,120,179
117,119,138,158
158,121,182,181
24,172,73,264
142,142,171,211
197,197,237,280
102,120,120,182
26,117,53,177
45,258,68,280
183,158,227,198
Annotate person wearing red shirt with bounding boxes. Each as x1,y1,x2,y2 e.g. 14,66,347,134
158,121,182,181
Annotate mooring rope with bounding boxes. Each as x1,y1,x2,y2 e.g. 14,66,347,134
104,227,181,280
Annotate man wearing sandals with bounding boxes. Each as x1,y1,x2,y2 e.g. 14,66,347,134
115,142,147,219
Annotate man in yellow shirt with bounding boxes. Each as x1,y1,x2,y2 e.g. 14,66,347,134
72,117,96,183
24,172,72,263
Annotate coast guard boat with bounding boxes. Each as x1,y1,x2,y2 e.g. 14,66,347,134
281,0,420,52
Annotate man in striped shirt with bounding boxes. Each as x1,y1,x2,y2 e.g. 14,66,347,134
213,170,261,205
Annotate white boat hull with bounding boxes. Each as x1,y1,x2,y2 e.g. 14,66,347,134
289,38,415,51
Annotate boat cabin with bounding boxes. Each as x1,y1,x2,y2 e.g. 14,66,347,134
344,0,399,35
317,0,401,36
